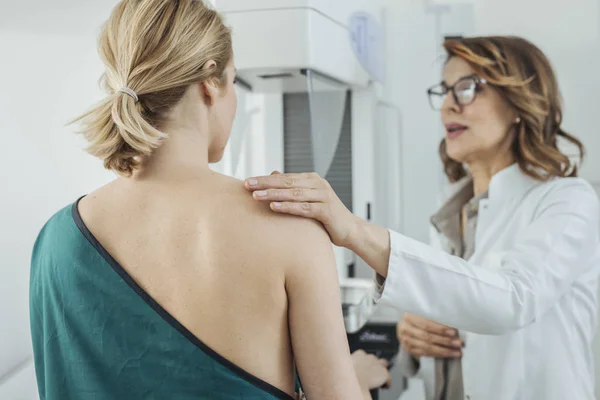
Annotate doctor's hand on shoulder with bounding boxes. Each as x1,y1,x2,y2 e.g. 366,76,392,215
245,171,359,247
397,314,463,359
245,171,392,277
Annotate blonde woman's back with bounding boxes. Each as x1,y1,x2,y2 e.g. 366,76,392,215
77,172,298,394
30,169,364,399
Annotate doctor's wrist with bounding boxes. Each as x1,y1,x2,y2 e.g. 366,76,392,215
342,213,365,250
345,219,391,278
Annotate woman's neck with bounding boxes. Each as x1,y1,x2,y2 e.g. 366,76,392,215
135,123,211,183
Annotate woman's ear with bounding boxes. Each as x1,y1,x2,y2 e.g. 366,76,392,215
201,60,218,106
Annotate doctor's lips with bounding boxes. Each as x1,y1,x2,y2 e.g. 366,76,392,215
445,123,468,139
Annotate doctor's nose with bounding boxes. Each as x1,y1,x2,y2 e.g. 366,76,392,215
441,93,462,115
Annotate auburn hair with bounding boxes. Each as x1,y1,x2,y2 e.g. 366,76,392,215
439,36,584,183
71,0,232,176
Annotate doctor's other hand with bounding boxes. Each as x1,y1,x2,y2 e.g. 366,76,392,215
351,350,392,390
397,313,463,359
244,172,359,247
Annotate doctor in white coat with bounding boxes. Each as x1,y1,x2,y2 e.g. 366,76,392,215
244,36,600,400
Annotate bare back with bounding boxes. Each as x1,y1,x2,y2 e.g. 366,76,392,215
78,171,298,394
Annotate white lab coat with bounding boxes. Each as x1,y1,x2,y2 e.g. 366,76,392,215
376,164,600,400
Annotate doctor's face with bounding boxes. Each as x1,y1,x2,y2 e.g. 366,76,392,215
439,57,518,165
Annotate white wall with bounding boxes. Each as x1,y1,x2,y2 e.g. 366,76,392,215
0,1,119,397
380,5,443,242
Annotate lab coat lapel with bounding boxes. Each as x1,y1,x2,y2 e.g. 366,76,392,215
470,164,540,264
469,197,519,264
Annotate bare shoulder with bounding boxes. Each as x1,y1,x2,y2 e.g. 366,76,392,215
211,173,333,261
76,179,124,223
214,173,329,233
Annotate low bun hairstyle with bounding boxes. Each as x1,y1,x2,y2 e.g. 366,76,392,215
72,0,232,176
440,36,585,183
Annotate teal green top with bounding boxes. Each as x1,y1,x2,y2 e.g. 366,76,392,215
30,200,295,400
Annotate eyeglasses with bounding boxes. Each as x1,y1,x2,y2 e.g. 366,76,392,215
426,75,488,111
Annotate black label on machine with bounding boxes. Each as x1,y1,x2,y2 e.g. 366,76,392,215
347,322,400,364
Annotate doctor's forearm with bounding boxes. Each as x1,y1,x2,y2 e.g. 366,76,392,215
348,220,391,278
348,224,533,334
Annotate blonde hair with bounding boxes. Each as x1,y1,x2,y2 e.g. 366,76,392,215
440,36,585,183
72,0,232,176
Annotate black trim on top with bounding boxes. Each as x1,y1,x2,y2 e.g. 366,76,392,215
71,197,294,400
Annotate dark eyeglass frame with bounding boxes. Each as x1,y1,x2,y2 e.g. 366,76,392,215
426,74,488,111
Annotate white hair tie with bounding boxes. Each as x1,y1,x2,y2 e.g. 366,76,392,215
117,87,139,102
